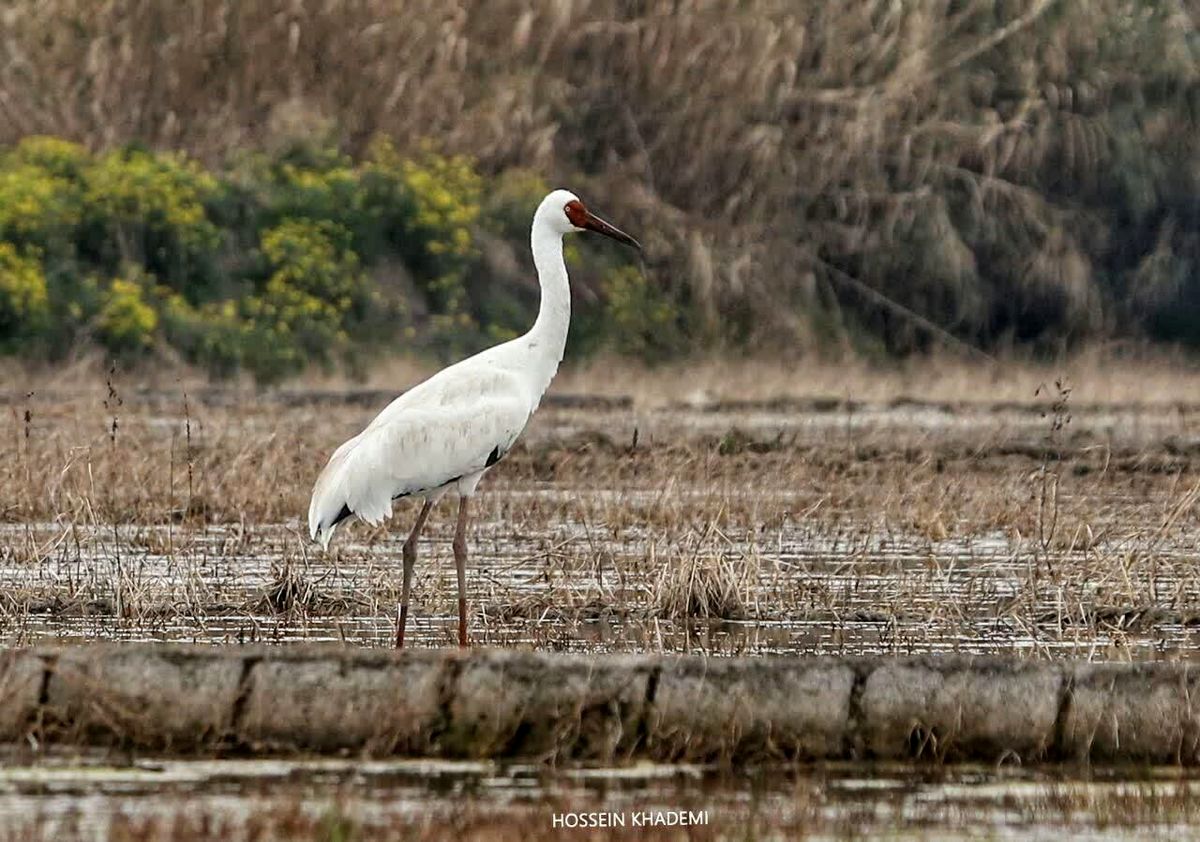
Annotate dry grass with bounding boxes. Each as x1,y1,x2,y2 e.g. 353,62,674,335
651,523,755,620
8,346,1200,407
553,347,1200,408
1,355,1200,656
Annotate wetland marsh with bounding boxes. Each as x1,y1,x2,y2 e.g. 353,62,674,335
4,358,1200,839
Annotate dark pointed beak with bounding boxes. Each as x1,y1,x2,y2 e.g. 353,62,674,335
582,211,641,251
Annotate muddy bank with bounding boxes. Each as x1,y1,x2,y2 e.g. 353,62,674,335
1,645,1197,765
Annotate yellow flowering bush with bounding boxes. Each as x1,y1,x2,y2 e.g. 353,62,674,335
85,150,216,237
0,135,657,374
367,139,482,313
97,275,158,353
0,165,81,248
6,136,90,180
276,163,360,222
259,219,365,313
230,145,365,239
239,219,368,381
400,151,481,259
83,149,221,287
0,243,49,340
601,265,683,360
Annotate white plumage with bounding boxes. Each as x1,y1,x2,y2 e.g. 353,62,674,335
308,365,530,548
306,188,640,647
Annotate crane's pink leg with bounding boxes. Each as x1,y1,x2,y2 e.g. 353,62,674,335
453,496,471,647
396,499,434,649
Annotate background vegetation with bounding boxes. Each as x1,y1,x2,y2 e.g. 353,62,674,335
0,0,1196,379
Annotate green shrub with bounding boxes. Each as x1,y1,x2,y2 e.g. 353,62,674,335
390,143,483,313
97,274,158,354
239,148,363,234
0,243,49,345
0,164,81,251
0,135,656,378
160,295,247,379
5,136,91,180
259,219,367,316
273,163,362,240
481,169,549,240
240,219,370,382
599,265,685,361
82,149,221,295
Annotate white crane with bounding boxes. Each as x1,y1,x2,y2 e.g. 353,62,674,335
308,189,641,647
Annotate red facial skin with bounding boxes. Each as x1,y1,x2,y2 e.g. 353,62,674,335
564,199,642,250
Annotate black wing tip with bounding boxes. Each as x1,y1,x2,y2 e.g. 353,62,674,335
330,503,353,528
486,445,504,467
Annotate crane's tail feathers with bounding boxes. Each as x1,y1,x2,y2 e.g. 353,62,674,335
312,500,354,546
308,486,352,550
308,426,405,550
313,522,337,550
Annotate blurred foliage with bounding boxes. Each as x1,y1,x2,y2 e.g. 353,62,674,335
0,243,49,346
383,141,485,355
97,273,158,354
0,138,649,380
596,265,686,361
81,149,222,296
0,0,1196,371
0,164,81,251
6,136,90,179
242,219,370,382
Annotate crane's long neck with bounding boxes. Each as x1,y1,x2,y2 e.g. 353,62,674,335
525,220,571,397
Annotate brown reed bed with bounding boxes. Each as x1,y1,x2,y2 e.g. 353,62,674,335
2,1,1195,356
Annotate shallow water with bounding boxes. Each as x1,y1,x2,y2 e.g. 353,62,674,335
5,397,1200,837
2,488,1200,659
0,753,1196,840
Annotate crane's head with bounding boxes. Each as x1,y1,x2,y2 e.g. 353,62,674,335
537,189,641,250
